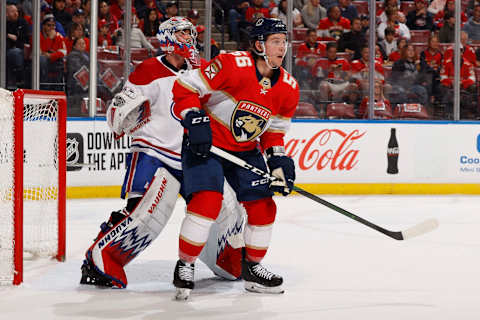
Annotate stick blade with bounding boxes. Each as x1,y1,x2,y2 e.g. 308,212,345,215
401,218,439,240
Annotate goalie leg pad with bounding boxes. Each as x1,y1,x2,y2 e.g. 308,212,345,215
86,167,180,288
199,182,246,280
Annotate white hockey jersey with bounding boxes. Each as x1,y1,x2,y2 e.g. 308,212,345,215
124,55,194,170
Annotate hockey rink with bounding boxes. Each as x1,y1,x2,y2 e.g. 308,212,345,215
0,195,478,320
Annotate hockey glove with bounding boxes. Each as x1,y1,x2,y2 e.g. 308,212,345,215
181,109,212,158
266,147,296,196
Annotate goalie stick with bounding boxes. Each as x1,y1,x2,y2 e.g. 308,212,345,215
210,146,438,241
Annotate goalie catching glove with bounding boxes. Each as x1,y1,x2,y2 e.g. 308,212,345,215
266,146,295,196
107,86,151,138
181,109,212,158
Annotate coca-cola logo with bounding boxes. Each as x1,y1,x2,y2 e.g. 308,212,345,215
285,129,365,171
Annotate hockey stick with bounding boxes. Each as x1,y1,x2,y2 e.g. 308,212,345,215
210,146,439,241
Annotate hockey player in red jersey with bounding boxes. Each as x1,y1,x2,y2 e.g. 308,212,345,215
80,17,245,289
171,18,299,299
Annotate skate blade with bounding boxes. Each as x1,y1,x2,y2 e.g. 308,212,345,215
174,288,192,300
244,281,284,294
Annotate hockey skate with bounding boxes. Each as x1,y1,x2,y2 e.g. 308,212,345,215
242,259,284,294
80,258,115,288
173,260,195,300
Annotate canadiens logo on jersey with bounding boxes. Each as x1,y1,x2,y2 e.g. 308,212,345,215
231,101,271,142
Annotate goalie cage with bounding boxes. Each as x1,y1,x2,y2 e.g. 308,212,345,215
0,89,66,285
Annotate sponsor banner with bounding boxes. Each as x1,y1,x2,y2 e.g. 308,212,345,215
285,122,480,183
67,120,131,186
66,120,480,188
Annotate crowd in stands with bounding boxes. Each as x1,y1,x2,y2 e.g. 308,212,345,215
5,0,480,119
5,0,221,116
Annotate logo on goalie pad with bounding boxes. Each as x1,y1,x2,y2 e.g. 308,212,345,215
97,216,153,264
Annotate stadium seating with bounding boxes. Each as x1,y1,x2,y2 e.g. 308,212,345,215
294,102,319,118
394,103,430,119
293,28,308,41
410,30,431,43
326,103,356,119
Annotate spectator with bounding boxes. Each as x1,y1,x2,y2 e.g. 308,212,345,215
338,17,367,60
6,3,29,88
358,80,393,118
195,25,220,59
351,46,386,97
360,14,369,33
377,6,411,41
444,31,478,66
428,0,446,15
294,28,326,89
338,0,358,23
41,2,67,37
467,0,480,16
70,8,89,37
81,0,91,31
114,13,154,50
463,5,480,42
65,22,90,53
434,0,467,28
98,18,113,47
143,8,160,37
161,1,178,22
52,0,72,32
187,9,200,26
228,1,250,44
406,0,435,31
314,42,354,102
110,0,125,22
420,35,442,103
68,0,83,14
388,37,408,62
99,0,119,34
438,10,455,43
246,0,271,22
390,44,429,107
271,0,303,26
66,37,89,116
320,0,338,10
136,0,163,23
301,0,326,30
294,0,307,10
439,57,477,119
378,0,406,25
317,5,351,41
40,14,67,87
378,27,397,61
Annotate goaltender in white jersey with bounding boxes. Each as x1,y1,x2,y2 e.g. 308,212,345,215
80,16,245,289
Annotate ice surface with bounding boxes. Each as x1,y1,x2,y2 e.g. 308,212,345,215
0,195,479,320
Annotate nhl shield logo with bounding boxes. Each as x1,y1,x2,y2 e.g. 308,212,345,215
230,101,271,142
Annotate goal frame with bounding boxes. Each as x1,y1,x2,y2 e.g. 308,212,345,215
12,89,67,285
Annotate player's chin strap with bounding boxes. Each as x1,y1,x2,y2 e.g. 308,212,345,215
255,41,287,70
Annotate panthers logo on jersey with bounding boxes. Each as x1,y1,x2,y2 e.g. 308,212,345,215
230,101,271,142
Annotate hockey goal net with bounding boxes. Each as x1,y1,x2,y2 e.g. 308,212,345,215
0,89,66,285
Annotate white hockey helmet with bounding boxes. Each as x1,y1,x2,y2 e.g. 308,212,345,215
157,16,199,64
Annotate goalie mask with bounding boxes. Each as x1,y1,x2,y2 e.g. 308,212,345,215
157,16,200,66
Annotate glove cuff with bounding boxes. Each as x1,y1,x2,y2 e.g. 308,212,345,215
265,146,286,159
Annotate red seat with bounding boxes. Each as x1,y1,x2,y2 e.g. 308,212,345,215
412,42,428,56
410,30,431,43
292,28,308,41
294,102,319,118
353,1,368,15
148,37,161,49
400,1,416,14
97,47,121,60
394,103,430,119
326,103,356,119
120,47,151,61
98,59,127,92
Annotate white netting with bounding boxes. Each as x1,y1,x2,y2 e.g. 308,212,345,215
0,89,15,284
0,89,60,284
23,97,59,257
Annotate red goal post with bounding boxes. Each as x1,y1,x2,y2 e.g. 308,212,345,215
0,89,66,285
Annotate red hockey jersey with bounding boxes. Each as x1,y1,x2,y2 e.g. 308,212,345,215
173,51,300,152
440,58,476,89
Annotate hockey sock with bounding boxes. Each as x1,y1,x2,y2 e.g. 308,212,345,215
179,191,223,263
242,198,276,262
